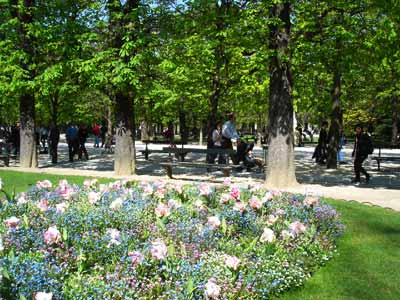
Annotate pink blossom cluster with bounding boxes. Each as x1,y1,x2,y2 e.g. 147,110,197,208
44,226,61,245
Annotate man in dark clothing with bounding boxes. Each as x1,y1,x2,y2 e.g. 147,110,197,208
78,124,89,160
48,123,60,164
100,124,107,148
352,125,372,185
312,121,328,164
66,124,79,162
10,122,20,155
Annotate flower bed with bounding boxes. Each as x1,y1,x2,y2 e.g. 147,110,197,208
0,178,344,300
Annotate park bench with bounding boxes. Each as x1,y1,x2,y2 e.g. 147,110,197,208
160,147,238,178
0,142,17,167
140,140,186,160
371,144,400,171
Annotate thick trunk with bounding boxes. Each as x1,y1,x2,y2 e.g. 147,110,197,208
265,3,298,188
114,91,135,175
20,93,37,168
391,96,399,145
179,109,189,144
327,69,342,169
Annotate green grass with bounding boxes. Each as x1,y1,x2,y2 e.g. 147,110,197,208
1,170,400,300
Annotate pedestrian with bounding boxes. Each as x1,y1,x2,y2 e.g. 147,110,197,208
66,124,79,162
100,123,107,148
337,131,346,164
92,123,101,148
312,121,328,164
40,126,49,150
10,122,20,155
351,125,373,185
48,122,60,164
207,121,224,164
78,124,89,160
222,112,241,164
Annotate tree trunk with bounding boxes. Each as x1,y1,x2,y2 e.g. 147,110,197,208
327,69,342,169
12,0,37,168
179,108,189,144
20,93,37,168
392,96,399,145
265,3,298,188
114,91,135,175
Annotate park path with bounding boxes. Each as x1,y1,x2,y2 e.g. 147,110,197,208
1,138,400,212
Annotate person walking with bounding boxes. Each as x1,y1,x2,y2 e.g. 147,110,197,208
100,123,107,148
78,124,89,160
207,121,224,164
66,124,79,162
222,112,241,164
352,125,373,185
312,121,328,164
92,123,101,148
48,123,60,164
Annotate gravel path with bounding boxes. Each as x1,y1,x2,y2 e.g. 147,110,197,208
2,137,400,211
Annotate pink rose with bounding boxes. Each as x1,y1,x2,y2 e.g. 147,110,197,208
154,187,167,199
37,199,49,212
220,193,231,204
34,292,53,300
225,255,240,270
204,278,221,299
150,240,168,260
223,177,232,185
44,226,61,244
155,202,170,218
199,183,212,196
233,201,246,213
229,186,241,200
172,182,183,194
58,185,73,200
128,250,144,267
249,196,262,210
289,221,306,234
4,216,20,228
304,196,319,207
207,216,221,229
36,180,52,189
142,184,154,196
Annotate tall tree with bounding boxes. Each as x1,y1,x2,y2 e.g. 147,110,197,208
265,1,298,188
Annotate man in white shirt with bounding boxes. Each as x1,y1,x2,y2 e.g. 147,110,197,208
222,112,240,164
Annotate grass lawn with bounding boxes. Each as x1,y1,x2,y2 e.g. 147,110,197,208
1,169,400,300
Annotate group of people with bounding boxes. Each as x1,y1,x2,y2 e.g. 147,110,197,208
66,123,107,162
313,121,374,185
207,112,264,171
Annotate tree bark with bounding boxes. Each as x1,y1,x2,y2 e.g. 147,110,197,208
13,0,37,168
114,91,135,175
391,96,399,145
20,93,37,168
265,2,298,188
179,107,189,144
326,68,342,169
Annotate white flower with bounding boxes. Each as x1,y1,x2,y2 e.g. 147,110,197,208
17,193,27,204
150,240,168,260
4,216,20,228
260,228,276,243
204,278,221,299
106,228,121,246
34,292,53,300
225,255,240,270
88,191,100,204
56,202,69,214
0,236,4,252
0,178,3,190
167,198,181,209
207,216,221,229
44,226,61,244
155,202,170,218
194,200,204,209
266,214,279,226
109,197,123,210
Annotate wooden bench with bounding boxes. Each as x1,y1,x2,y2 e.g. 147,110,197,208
160,162,235,178
140,140,186,160
371,144,400,171
159,147,238,178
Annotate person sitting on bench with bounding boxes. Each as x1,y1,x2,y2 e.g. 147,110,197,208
221,112,240,164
